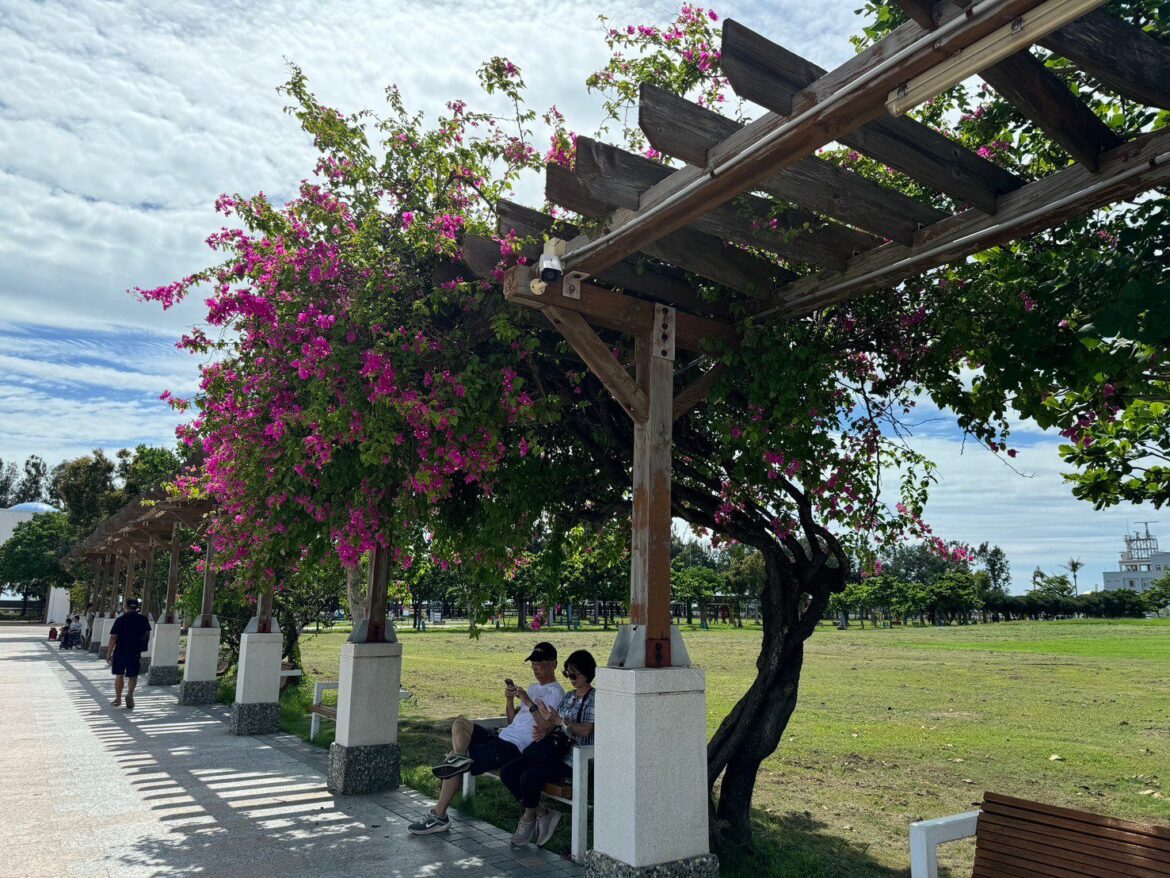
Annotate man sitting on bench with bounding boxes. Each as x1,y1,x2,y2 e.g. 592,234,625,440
407,641,564,837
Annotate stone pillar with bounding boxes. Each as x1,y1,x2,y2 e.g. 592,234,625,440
147,526,183,686
328,545,401,794
230,615,283,735
586,667,718,878
178,537,220,705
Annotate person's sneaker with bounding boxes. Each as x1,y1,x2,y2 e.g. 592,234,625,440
407,809,450,835
534,808,561,846
431,752,474,779
511,816,537,847
126,694,135,709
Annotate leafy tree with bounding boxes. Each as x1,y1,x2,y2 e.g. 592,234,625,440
1036,572,1075,599
0,512,73,615
1063,557,1085,596
0,458,19,507
14,455,49,504
976,543,1012,593
49,451,117,534
1144,574,1170,615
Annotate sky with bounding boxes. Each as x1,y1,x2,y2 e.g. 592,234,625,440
0,0,1153,593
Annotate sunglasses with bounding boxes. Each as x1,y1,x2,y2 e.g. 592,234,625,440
562,669,581,679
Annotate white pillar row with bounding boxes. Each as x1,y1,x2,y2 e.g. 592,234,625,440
327,639,403,793
146,623,182,686
178,534,220,705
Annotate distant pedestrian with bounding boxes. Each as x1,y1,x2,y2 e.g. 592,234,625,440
106,598,151,709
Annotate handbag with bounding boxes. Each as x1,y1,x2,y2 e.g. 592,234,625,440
547,689,593,759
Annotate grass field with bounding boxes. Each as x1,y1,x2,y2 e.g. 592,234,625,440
279,618,1170,876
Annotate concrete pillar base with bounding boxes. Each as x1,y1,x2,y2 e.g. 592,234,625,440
592,666,714,870
147,665,182,686
149,622,182,673
234,628,283,706
230,701,281,735
88,641,100,654
327,741,400,795
98,645,110,660
139,656,152,675
177,679,219,704
182,621,221,684
584,852,719,878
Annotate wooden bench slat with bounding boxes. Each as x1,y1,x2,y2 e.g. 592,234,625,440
981,801,1170,854
308,705,337,719
978,812,1170,872
977,829,1166,878
974,850,1061,878
984,792,1170,840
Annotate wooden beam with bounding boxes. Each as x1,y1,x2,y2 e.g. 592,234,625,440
572,136,877,270
354,543,391,644
544,306,650,423
547,163,794,296
1041,9,1170,110
772,126,1170,316
565,1,1046,278
198,536,216,628
673,362,727,421
631,331,674,667
639,83,946,245
504,263,737,352
980,50,1121,170
141,541,155,620
495,200,729,317
720,19,1023,213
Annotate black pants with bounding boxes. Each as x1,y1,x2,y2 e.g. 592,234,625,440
499,737,569,809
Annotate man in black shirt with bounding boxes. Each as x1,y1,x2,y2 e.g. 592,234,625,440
107,598,151,709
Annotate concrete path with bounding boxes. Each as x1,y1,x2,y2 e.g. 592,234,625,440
0,627,583,878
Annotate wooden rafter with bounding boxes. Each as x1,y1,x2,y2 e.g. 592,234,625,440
564,0,1051,279
892,2,1122,170
569,136,878,271
546,163,794,296
720,19,1023,213
768,125,1170,317
1040,9,1170,110
544,306,650,423
639,83,945,245
673,362,727,421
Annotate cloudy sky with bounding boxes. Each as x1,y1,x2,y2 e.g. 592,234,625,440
0,0,1152,591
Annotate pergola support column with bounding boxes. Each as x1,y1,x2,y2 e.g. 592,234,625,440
148,523,183,686
98,554,124,660
590,308,714,877
328,543,402,794
139,542,156,675
231,582,282,735
178,536,220,705
84,556,106,650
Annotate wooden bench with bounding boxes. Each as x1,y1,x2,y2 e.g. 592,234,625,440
460,716,594,864
308,681,413,741
910,791,1170,877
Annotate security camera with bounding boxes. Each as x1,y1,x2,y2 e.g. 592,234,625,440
539,253,563,284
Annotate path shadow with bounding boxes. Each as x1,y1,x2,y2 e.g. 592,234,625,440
42,643,561,878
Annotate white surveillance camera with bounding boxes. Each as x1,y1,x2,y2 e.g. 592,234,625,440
539,253,563,284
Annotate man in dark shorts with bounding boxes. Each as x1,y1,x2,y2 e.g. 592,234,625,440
407,642,564,837
106,598,151,709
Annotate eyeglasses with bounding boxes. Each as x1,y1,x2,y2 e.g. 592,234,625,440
562,669,581,679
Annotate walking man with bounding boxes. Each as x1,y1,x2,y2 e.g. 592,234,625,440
106,598,151,709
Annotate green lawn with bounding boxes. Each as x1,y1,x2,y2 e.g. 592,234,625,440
281,618,1170,876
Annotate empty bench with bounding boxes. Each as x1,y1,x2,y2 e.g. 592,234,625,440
910,791,1170,877
461,716,594,864
308,681,413,741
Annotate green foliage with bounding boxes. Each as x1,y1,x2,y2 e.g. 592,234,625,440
0,511,73,604
1143,574,1170,614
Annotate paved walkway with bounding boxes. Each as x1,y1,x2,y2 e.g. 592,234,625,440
0,627,583,878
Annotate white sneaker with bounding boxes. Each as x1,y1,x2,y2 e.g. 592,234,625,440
511,816,537,847
534,809,561,846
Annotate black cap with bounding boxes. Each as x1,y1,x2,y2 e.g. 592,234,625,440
524,641,557,662
125,598,140,610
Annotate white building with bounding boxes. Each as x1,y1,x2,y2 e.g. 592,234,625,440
1100,525,1168,593
0,502,71,623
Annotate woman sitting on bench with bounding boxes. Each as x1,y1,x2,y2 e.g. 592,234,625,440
499,649,596,849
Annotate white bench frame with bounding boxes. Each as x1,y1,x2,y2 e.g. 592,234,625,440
460,716,594,864
310,681,339,742
909,810,980,878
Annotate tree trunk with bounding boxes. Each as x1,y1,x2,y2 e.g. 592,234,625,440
705,541,840,844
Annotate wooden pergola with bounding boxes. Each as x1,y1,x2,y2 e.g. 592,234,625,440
451,0,1170,670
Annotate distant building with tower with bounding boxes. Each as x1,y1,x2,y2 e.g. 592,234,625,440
1100,523,1168,593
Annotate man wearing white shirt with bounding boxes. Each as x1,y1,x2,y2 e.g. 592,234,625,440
408,641,564,836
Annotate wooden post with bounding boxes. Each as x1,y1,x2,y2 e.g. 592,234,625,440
164,522,181,624
108,554,123,617
141,541,156,618
352,544,390,644
257,582,275,633
199,537,216,628
123,548,137,609
632,306,676,668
